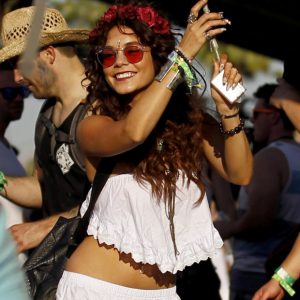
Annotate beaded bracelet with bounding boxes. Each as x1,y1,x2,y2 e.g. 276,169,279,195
0,171,7,193
175,46,192,64
219,118,245,137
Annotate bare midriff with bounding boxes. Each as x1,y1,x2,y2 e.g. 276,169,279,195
66,236,176,289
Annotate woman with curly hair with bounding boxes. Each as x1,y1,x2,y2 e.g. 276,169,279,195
57,0,253,299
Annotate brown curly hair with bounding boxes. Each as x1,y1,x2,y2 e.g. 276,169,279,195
86,1,207,254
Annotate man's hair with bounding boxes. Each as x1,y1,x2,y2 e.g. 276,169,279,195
254,83,294,130
254,83,277,106
0,60,13,71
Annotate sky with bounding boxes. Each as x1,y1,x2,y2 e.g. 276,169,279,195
5,59,283,173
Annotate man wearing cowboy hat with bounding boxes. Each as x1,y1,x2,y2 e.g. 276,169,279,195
0,6,91,253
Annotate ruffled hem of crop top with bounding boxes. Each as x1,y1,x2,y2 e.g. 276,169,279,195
80,173,223,274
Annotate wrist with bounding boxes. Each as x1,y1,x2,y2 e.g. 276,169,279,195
175,46,193,63
272,266,296,297
219,118,245,138
218,109,240,119
217,106,240,119
0,171,7,196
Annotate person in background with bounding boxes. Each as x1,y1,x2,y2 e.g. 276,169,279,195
0,207,30,300
252,234,300,300
214,83,300,300
0,62,30,226
270,49,300,133
0,6,91,253
56,0,252,299
0,62,32,264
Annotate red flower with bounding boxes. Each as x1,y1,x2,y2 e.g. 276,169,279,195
154,16,170,35
119,4,136,20
102,5,118,23
136,6,157,28
96,4,171,36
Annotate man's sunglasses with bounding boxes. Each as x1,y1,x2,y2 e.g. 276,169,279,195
0,86,31,101
96,44,151,69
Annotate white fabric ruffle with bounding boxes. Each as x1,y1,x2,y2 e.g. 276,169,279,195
80,173,223,274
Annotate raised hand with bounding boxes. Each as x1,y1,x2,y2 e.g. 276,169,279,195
178,0,231,60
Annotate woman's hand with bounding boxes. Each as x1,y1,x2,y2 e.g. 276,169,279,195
252,279,285,300
211,53,243,115
178,0,230,60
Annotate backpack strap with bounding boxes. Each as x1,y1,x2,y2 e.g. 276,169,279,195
59,102,88,172
34,98,56,159
69,157,117,255
34,99,89,172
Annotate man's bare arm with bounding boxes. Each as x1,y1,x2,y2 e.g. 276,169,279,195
0,168,42,208
10,206,79,252
214,148,287,239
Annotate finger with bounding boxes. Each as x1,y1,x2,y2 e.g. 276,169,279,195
197,12,228,27
17,240,26,253
227,67,238,88
252,291,261,300
219,53,228,67
190,0,208,19
222,62,233,85
232,73,242,88
212,59,221,77
203,27,227,41
274,290,284,300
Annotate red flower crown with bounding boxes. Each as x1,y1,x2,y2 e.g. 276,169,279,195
90,4,171,37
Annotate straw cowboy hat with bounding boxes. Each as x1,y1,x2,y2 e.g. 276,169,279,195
0,6,90,63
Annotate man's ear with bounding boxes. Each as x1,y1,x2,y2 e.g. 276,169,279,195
41,45,56,64
270,111,281,125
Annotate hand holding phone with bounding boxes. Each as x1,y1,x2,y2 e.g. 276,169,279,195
211,70,246,103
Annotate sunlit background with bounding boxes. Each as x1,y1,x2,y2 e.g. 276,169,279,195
4,0,283,172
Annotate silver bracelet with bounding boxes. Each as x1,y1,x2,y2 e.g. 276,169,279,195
155,51,178,82
166,69,184,91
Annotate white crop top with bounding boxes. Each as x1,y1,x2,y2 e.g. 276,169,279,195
80,173,223,274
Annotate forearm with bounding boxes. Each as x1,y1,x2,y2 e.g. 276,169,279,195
0,174,42,208
123,13,216,143
123,75,174,143
214,208,274,240
35,207,79,242
221,115,253,185
10,206,80,252
41,207,79,233
281,100,300,132
281,234,300,280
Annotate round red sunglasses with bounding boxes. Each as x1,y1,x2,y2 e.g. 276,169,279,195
96,44,151,68
252,107,279,120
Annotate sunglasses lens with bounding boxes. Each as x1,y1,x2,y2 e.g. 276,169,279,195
0,87,30,101
98,48,116,68
20,87,30,98
97,45,146,68
124,46,144,64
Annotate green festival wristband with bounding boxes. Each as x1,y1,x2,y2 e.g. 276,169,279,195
272,273,296,297
275,266,296,286
0,171,8,193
